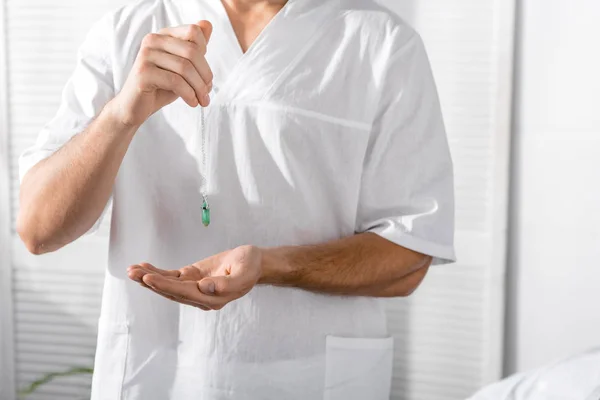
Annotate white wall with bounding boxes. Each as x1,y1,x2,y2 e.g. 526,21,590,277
506,0,600,374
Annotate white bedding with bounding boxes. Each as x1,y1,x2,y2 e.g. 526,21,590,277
469,348,600,400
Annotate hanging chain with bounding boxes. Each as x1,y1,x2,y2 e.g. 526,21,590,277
200,106,209,207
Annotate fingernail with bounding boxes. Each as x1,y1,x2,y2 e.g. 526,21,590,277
203,93,210,106
201,280,215,294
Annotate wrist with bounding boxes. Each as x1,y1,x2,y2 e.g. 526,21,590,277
258,246,295,286
104,96,142,133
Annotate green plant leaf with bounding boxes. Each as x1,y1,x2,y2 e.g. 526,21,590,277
18,366,93,398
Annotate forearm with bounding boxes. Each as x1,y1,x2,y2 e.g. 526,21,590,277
260,232,432,297
17,99,138,254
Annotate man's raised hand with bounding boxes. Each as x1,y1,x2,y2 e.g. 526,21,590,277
113,20,213,127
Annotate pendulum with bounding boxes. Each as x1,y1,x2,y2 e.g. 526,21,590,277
200,107,210,227
200,106,211,227
202,199,210,227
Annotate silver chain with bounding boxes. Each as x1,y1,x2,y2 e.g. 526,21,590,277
200,107,209,207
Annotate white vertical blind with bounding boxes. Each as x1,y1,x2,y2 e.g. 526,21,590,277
7,0,122,235
382,0,514,399
1,0,17,397
11,239,107,400
6,2,126,398
4,0,514,399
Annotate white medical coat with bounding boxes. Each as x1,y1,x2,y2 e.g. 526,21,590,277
19,0,456,399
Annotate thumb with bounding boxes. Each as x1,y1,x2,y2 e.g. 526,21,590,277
198,275,243,296
196,20,213,44
198,277,217,295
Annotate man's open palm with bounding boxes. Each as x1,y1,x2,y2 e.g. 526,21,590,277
128,245,262,310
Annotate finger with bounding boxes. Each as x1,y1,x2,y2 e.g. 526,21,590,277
155,25,214,89
158,23,208,48
128,267,147,283
193,56,214,96
142,33,212,105
197,274,251,298
127,263,181,282
140,274,204,307
151,26,211,75
142,49,207,106
197,278,217,295
141,64,198,107
144,281,210,310
148,281,214,311
197,20,213,44
127,265,157,282
139,262,182,277
177,265,208,281
190,23,214,91
143,274,223,309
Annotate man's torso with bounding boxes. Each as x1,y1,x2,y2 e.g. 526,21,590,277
92,1,411,398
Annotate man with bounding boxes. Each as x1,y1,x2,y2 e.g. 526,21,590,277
17,0,455,399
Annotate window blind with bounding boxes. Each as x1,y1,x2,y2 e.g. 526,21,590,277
6,2,126,398
382,0,514,398
4,0,514,399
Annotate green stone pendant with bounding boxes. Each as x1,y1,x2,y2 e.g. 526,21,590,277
202,200,211,227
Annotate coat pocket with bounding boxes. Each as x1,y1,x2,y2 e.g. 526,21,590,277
91,320,130,400
323,336,394,400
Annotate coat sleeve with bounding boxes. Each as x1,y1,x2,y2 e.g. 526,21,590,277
355,33,456,265
19,15,115,235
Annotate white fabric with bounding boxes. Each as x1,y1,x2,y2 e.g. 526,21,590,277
19,0,455,398
324,336,394,400
468,348,600,400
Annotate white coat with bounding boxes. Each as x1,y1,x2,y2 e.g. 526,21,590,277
20,0,456,399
